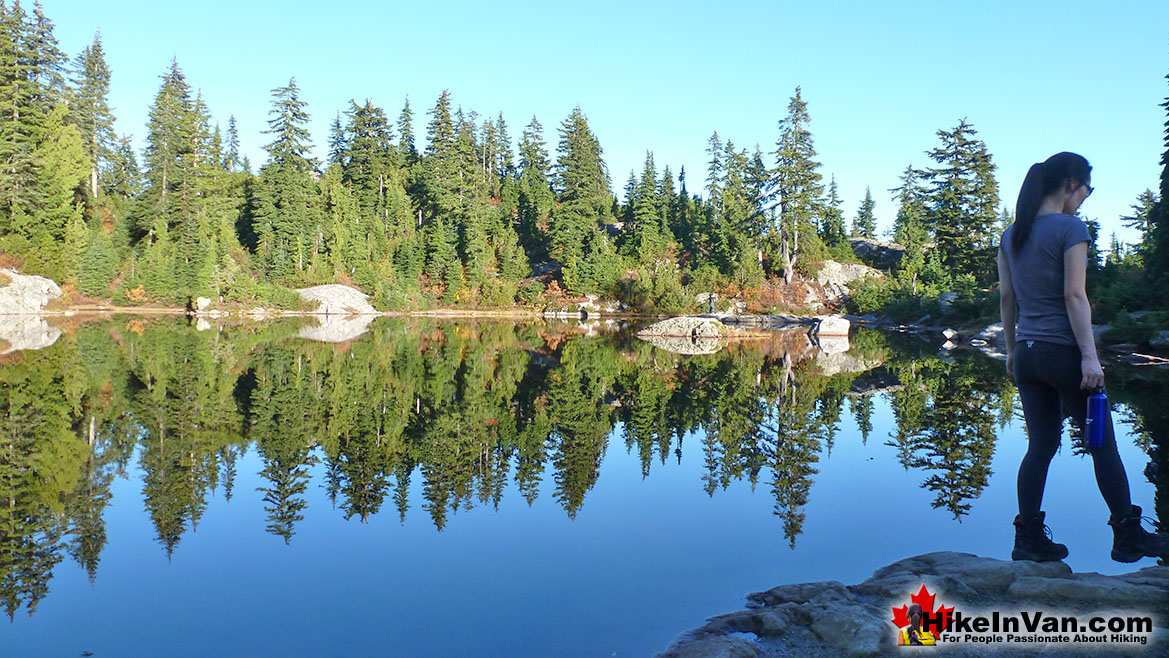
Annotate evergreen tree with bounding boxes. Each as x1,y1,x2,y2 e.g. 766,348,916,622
551,106,614,293
251,77,320,279
105,134,141,201
624,151,670,261
852,186,876,238
1121,188,1157,263
0,1,41,227
819,175,846,247
27,103,87,281
397,95,415,162
70,31,113,199
223,115,241,171
26,1,66,109
517,115,552,260
1146,68,1169,285
921,119,1000,284
772,87,824,284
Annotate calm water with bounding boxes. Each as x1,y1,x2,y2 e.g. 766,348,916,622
1,317,1165,657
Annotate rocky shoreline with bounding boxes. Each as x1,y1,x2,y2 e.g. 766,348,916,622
659,551,1169,657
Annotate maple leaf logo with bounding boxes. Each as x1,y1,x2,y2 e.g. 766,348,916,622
890,584,955,635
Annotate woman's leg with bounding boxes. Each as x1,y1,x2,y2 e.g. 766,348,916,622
1014,343,1063,516
1057,385,1132,518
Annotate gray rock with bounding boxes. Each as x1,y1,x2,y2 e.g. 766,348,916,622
638,316,739,339
748,581,851,608
1007,573,1169,612
695,292,719,304
812,315,850,337
0,268,62,314
728,314,815,329
195,296,212,312
657,635,762,658
296,284,378,315
806,602,886,655
848,237,909,269
815,260,883,303
0,315,61,353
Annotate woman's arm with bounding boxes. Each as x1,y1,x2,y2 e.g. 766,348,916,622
1063,242,1104,389
997,247,1016,377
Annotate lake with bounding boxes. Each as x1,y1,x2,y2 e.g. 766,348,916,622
1,316,1165,657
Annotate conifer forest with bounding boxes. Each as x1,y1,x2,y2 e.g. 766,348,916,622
9,1,1166,315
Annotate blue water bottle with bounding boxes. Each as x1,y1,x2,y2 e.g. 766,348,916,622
1086,386,1107,449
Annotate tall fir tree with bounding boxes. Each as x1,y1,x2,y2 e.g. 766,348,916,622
517,115,552,260
70,31,113,199
223,115,241,172
819,175,846,247
551,106,616,293
1121,188,1157,263
921,119,999,284
251,77,320,279
772,87,824,284
852,186,876,239
0,1,42,228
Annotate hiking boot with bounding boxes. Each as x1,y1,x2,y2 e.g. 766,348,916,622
1109,505,1169,563
1012,512,1068,562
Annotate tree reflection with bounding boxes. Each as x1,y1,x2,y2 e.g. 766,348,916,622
1,316,1165,618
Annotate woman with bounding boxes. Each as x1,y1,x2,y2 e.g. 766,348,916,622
998,151,1168,563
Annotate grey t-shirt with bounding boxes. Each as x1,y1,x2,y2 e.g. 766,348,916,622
999,213,1091,347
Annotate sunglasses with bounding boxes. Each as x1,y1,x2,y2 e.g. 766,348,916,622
1081,182,1094,197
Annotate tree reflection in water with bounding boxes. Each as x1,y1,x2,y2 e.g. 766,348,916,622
0,317,1164,618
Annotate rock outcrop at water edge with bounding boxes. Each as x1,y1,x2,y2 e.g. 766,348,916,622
658,551,1168,657
295,284,378,315
815,260,883,304
637,316,756,355
0,268,62,314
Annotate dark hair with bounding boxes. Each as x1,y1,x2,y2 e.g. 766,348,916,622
1012,152,1091,253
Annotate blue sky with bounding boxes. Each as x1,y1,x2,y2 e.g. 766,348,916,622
46,0,1168,245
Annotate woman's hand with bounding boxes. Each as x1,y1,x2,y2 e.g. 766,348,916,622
1005,352,1015,381
1080,355,1105,390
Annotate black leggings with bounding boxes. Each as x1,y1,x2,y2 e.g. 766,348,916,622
1013,339,1131,518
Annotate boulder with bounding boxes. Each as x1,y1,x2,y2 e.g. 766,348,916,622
811,315,850,337
638,316,739,339
296,284,378,315
0,268,62,314
848,237,909,269
815,260,883,303
195,296,212,312
637,316,749,356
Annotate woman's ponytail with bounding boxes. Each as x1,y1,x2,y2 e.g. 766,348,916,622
1011,152,1091,254
1013,162,1046,254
